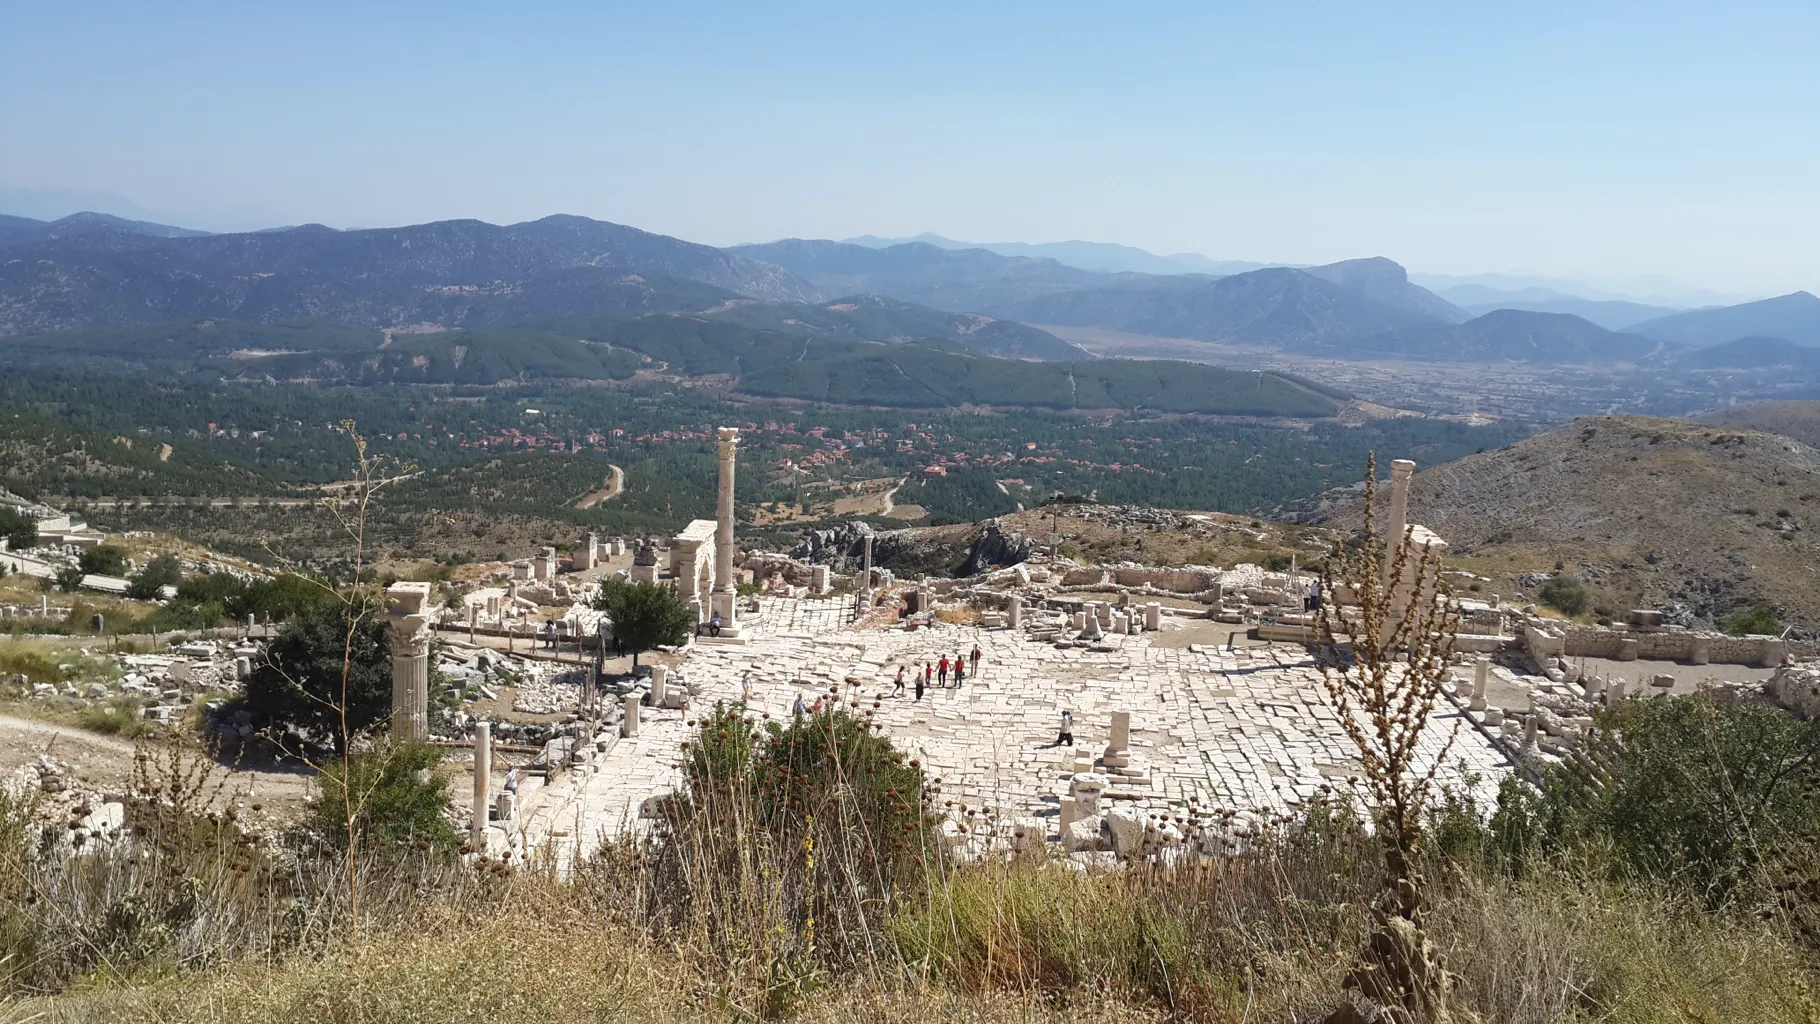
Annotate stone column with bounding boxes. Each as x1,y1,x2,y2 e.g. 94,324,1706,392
621,693,641,737
471,720,491,841
1007,595,1023,628
860,536,874,596
1471,658,1489,711
709,427,741,635
1143,602,1161,631
386,582,434,741
650,664,668,706
1383,459,1416,588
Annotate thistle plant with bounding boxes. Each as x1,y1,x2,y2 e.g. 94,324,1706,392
1313,454,1469,1023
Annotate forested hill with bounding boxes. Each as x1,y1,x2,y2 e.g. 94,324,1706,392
0,319,1341,417
0,214,820,334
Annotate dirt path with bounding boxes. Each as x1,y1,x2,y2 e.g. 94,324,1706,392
0,713,316,817
573,465,625,509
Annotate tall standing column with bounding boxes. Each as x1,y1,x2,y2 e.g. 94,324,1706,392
710,427,741,636
386,581,434,741
1382,459,1416,589
471,720,491,842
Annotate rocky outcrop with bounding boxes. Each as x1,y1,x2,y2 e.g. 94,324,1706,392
1766,662,1820,719
792,518,1033,580
957,519,1035,576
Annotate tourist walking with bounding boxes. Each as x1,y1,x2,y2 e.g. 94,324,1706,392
938,655,949,687
1057,709,1074,746
970,644,982,675
741,670,752,704
793,693,807,718
953,656,965,687
892,666,906,696
914,672,925,701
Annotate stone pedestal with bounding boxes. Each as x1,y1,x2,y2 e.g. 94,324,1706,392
471,721,491,840
1058,796,1078,831
1615,638,1640,661
1007,595,1023,628
810,565,831,594
573,534,598,572
1069,773,1106,818
1101,711,1131,768
622,693,641,738
1143,602,1161,631
650,665,668,706
386,582,434,741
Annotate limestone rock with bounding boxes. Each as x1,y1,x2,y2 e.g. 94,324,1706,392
1766,662,1820,719
1062,814,1108,852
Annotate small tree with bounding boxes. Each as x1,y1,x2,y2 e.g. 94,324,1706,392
54,564,86,593
244,595,391,752
127,553,185,600
78,543,130,577
593,579,692,667
1314,455,1468,1023
0,507,36,550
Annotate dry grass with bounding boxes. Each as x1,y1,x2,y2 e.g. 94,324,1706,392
5,730,1818,1024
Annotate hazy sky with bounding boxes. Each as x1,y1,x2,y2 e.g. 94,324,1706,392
3,2,1817,295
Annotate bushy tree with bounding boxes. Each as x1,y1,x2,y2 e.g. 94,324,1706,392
306,740,457,854
593,579,692,667
0,507,36,550
127,554,184,600
244,597,391,751
78,543,130,577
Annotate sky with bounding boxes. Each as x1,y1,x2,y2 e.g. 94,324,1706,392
3,2,1817,297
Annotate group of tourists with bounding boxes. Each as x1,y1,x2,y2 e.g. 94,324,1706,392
890,645,984,700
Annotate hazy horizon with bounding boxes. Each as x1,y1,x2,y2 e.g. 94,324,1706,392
4,3,1815,298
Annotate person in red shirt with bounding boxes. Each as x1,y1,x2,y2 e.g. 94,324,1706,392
970,644,982,675
938,655,949,686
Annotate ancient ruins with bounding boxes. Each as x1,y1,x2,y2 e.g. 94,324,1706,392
13,446,1820,871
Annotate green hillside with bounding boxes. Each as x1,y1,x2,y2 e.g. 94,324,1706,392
0,319,1343,417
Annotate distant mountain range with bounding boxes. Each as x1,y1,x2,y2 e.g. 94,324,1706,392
4,209,1816,370
1628,292,1820,348
1449,289,1680,331
0,211,212,244
0,214,820,335
838,232,1273,276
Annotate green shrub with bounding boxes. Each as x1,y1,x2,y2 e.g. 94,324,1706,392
78,696,155,739
1537,573,1590,616
78,544,130,578
127,553,184,600
1502,693,1820,901
1723,602,1782,636
306,740,457,855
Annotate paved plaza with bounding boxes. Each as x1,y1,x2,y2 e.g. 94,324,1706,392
524,596,1515,869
